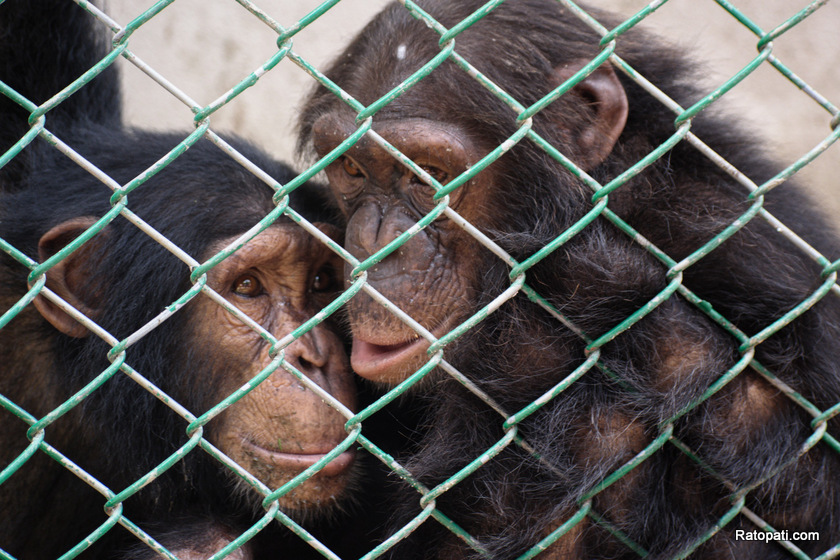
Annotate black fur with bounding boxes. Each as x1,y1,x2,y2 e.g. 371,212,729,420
300,1,840,558
0,1,343,558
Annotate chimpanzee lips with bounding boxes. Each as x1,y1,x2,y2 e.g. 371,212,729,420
244,440,355,477
351,335,431,383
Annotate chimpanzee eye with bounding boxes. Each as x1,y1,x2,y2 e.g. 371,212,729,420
312,264,338,293
341,157,365,178
232,274,263,297
412,165,448,186
409,182,436,211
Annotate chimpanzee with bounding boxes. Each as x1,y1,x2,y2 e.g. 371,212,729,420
299,0,840,558
0,1,356,558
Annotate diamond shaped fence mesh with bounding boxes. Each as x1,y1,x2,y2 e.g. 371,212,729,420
0,0,838,559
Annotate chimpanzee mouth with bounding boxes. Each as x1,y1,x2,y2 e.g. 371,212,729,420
351,335,430,381
243,440,356,477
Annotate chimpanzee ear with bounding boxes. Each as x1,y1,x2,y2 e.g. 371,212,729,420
32,217,106,338
552,59,629,170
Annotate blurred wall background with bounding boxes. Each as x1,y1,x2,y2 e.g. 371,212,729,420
105,0,839,216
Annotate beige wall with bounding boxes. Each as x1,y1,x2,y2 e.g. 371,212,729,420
106,0,838,216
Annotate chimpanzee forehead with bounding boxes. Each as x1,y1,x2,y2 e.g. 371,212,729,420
200,222,329,268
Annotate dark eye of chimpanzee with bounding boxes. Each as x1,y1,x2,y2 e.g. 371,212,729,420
412,165,448,186
232,273,263,298
406,165,448,212
311,263,338,293
341,156,365,178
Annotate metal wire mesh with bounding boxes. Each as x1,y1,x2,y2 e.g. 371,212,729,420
0,0,838,559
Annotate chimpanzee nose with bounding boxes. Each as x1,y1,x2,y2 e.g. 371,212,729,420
283,330,329,383
345,201,438,282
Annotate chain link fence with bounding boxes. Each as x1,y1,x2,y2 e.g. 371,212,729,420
1,0,838,558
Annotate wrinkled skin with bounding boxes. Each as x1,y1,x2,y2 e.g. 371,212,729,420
0,1,360,557
314,117,491,384
5,215,357,557
299,1,840,558
187,223,356,509
33,221,356,511
311,64,625,386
